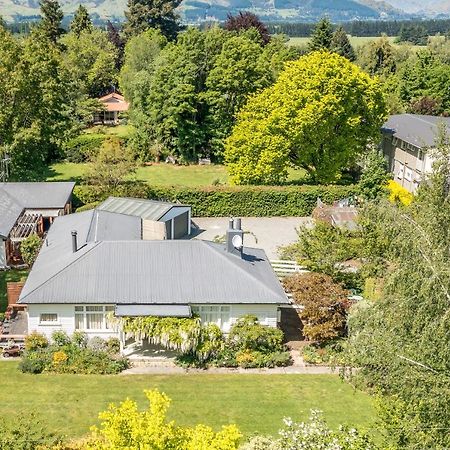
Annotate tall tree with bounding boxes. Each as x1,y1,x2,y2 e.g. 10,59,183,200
224,11,270,46
0,27,74,180
225,51,387,185
38,0,64,44
347,135,450,448
331,26,355,61
357,36,397,77
107,21,125,70
308,18,333,52
70,5,93,37
124,0,182,41
61,28,118,97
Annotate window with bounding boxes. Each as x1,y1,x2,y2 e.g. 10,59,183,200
396,164,404,180
40,313,58,324
192,306,231,329
405,168,413,182
75,305,114,331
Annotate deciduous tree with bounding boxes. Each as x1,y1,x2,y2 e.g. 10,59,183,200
224,11,270,46
225,51,386,185
283,272,350,343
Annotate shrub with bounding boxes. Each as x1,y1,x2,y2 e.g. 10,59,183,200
283,272,351,343
73,183,358,217
387,180,414,206
52,330,71,347
63,134,106,163
0,412,62,449
20,234,42,267
227,315,284,353
302,341,347,366
106,337,121,355
19,334,129,375
24,331,49,351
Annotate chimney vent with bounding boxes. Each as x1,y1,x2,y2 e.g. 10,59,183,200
71,230,78,253
226,218,244,256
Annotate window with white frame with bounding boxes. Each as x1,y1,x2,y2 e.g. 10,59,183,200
74,305,114,331
192,305,231,329
396,164,404,180
39,313,58,324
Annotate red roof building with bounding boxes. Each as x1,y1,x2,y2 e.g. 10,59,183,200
94,92,129,125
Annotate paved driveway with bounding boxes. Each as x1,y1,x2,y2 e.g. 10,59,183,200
192,217,313,259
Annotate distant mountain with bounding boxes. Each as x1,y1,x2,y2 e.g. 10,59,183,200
381,0,450,14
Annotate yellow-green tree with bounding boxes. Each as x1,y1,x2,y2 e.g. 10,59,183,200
84,389,241,449
225,51,387,185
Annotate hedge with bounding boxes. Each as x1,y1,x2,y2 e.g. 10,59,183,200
73,183,358,217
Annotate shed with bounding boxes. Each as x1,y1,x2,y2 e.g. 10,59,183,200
97,197,191,240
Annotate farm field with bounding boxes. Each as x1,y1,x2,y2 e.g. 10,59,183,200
46,162,307,187
0,362,376,440
288,35,422,48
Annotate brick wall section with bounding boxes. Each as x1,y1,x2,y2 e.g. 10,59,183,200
7,282,25,306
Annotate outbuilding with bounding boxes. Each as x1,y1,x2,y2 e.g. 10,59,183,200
97,197,191,240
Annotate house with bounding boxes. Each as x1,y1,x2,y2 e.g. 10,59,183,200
312,198,358,231
0,182,75,268
97,196,191,240
18,213,288,351
94,92,129,125
381,114,450,193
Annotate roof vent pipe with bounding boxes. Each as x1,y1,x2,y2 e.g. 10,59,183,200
226,218,244,256
233,218,241,230
71,230,78,253
228,218,234,230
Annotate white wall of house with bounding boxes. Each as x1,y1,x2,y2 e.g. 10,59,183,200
191,303,280,333
0,239,6,268
27,304,119,340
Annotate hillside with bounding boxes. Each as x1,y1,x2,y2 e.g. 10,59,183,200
1,0,410,23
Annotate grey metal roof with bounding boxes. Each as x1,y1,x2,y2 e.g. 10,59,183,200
98,197,187,221
116,304,191,317
382,114,450,148
19,211,288,306
0,182,75,238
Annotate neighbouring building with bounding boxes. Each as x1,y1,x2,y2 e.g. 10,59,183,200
0,182,75,268
93,92,129,125
381,114,450,193
18,213,288,353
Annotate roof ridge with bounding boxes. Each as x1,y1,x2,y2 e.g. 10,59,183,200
203,241,286,300
20,242,101,303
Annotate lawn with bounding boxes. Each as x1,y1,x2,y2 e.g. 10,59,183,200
46,162,307,187
288,35,428,49
0,269,28,312
0,362,376,440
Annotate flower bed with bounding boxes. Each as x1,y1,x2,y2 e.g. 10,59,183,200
19,331,129,375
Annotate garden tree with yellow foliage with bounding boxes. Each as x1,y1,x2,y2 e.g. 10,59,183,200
225,51,387,185
83,389,241,449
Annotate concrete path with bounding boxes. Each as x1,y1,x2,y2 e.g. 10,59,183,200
192,217,313,259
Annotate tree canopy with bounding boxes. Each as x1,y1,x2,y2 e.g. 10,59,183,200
70,5,93,37
38,0,64,44
225,51,387,185
224,12,270,46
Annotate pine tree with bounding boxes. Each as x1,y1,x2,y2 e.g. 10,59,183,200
331,26,355,61
38,0,64,44
70,5,93,37
308,18,333,52
124,0,182,41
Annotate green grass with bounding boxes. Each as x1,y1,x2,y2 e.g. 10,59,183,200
84,124,133,139
46,163,307,187
0,362,376,440
0,270,28,312
288,35,425,49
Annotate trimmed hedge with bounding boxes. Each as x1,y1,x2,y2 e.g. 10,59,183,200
73,183,358,217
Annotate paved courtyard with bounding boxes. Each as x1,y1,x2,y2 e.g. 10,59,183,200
192,217,313,259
